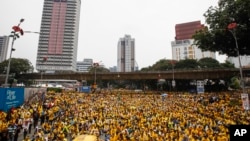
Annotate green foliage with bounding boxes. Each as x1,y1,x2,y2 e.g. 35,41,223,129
140,58,234,71
0,58,33,75
151,59,173,71
198,57,221,68
220,60,235,68
140,67,152,72
230,76,240,89
141,59,176,71
175,59,199,70
193,0,250,56
88,66,110,73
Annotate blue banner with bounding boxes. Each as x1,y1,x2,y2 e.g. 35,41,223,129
0,88,24,112
196,80,205,94
197,87,205,94
81,86,90,93
0,88,5,111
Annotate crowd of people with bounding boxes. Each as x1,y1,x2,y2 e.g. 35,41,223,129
0,90,250,141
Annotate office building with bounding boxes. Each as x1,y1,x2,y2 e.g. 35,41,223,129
76,58,93,72
172,21,216,61
117,35,135,72
109,66,117,72
227,56,250,68
36,0,81,72
0,36,9,62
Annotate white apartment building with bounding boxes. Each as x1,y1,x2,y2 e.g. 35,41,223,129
171,39,216,61
227,55,250,68
0,36,9,62
172,21,216,61
76,58,93,72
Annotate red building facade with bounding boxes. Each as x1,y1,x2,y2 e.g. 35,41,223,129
175,21,204,40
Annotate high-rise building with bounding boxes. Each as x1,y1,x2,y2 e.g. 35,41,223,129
117,35,135,72
36,0,81,73
76,58,93,72
172,21,216,61
0,36,9,62
175,21,205,40
226,56,250,68
109,66,117,72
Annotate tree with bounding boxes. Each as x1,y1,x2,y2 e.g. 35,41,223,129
229,76,240,89
0,58,33,85
220,60,235,68
175,59,199,70
193,0,250,56
140,66,152,71
198,57,221,68
88,66,110,73
140,59,176,71
0,58,33,75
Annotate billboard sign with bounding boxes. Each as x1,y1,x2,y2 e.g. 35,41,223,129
24,88,47,103
241,93,250,110
197,80,205,94
81,86,91,93
0,88,24,112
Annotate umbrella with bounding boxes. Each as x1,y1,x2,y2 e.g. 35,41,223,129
161,93,168,97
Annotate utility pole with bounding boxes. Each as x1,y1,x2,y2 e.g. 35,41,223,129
4,19,25,87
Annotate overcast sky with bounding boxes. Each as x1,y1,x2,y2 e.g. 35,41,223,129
0,0,226,71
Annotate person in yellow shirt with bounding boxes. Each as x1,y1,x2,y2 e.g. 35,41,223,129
110,132,119,141
217,133,229,141
201,137,210,141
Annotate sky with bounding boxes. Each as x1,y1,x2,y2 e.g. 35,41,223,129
0,0,227,71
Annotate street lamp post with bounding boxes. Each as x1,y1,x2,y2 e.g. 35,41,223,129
94,66,97,85
4,19,25,87
117,74,120,87
171,60,176,90
227,22,245,93
93,62,99,89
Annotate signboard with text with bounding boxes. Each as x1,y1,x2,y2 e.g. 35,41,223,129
241,93,250,110
0,88,24,112
197,80,205,94
81,86,91,93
